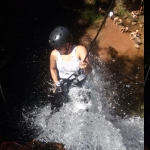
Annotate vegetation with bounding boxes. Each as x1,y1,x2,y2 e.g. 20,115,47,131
80,0,110,23
115,2,127,16
80,0,143,24
81,6,104,23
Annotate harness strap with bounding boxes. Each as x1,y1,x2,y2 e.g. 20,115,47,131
56,69,86,93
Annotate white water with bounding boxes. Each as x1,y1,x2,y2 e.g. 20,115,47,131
23,57,144,150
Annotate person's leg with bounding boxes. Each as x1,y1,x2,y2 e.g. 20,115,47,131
51,92,69,113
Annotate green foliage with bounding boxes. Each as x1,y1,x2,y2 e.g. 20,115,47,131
117,3,126,16
81,7,104,23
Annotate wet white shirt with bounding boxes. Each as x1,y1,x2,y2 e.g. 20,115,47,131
56,45,81,79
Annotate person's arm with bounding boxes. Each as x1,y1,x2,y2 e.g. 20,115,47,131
77,45,92,74
50,50,59,84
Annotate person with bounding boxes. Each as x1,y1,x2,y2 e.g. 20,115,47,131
131,11,138,22
117,18,123,26
130,29,139,40
108,11,113,20
113,17,119,25
120,25,125,33
120,26,129,33
98,7,106,16
48,26,92,94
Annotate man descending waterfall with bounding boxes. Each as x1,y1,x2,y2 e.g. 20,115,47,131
48,26,92,111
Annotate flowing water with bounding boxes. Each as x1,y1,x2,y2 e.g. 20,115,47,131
22,52,144,150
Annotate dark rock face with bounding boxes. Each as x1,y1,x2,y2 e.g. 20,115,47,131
0,140,66,150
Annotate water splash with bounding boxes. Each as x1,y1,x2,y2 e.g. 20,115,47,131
22,56,144,150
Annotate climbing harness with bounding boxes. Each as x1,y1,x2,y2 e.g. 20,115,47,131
56,69,86,93
47,69,86,94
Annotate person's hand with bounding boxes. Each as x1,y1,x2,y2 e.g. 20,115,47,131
50,81,60,94
79,61,88,69
52,84,57,93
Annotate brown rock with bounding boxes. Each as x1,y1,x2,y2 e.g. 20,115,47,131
0,142,22,150
0,140,66,150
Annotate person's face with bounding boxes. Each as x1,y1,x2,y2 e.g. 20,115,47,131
56,43,70,54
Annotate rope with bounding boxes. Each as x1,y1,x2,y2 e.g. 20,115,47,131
49,0,144,89
82,0,144,87
145,64,150,85
0,83,10,114
51,0,116,89
83,0,116,62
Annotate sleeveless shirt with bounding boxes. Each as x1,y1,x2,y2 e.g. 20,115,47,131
56,45,81,79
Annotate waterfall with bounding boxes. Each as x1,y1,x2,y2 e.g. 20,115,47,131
22,54,144,150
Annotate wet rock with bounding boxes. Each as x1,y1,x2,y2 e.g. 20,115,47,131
44,142,66,150
0,142,22,150
0,140,66,150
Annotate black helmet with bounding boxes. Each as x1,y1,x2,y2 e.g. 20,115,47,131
48,26,73,48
